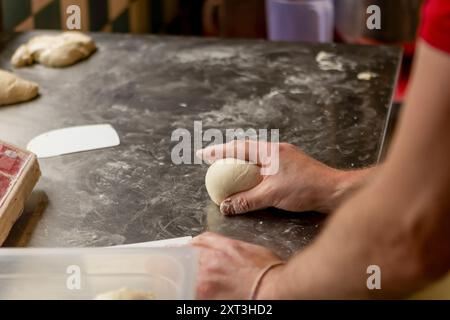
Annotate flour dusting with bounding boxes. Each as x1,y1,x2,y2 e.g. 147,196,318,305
316,51,344,71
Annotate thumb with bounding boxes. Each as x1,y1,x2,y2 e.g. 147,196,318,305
219,184,270,215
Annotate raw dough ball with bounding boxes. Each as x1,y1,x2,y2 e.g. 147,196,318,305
11,32,96,68
0,69,39,106
94,287,155,300
205,158,262,205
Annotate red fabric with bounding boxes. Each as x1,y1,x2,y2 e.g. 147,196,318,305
419,0,450,53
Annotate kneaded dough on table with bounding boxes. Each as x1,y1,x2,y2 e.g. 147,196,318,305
11,32,96,68
0,69,39,106
205,158,262,205
94,287,155,300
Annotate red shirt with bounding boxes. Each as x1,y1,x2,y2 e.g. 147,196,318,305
419,0,450,54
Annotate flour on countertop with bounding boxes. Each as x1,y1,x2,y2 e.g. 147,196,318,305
315,51,344,71
357,71,378,80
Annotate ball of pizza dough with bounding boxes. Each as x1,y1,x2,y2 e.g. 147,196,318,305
205,158,262,205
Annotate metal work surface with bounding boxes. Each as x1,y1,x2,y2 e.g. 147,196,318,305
0,32,401,258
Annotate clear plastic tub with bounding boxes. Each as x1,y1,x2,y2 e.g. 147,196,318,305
0,247,197,300
266,0,334,43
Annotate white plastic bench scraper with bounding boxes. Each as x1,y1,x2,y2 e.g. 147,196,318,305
27,124,120,158
111,236,193,248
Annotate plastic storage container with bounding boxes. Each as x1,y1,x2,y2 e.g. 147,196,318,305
0,247,197,300
266,0,334,42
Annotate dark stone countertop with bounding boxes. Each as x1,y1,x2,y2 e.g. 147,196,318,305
0,32,401,258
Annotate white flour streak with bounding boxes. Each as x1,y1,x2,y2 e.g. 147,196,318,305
316,51,344,71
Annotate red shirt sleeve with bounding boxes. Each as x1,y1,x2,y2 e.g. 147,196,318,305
419,0,450,54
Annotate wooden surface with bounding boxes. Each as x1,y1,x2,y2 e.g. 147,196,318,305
0,141,40,245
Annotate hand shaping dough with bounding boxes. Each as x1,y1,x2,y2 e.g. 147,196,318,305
11,32,96,68
94,287,155,300
0,69,39,106
205,158,262,205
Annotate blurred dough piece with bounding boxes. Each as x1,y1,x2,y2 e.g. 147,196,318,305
205,158,262,205
357,71,377,81
0,69,38,106
11,32,96,68
95,287,155,300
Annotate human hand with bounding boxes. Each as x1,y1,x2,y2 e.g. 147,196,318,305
191,232,284,300
197,140,355,215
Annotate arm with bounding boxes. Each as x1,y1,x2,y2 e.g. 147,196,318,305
192,40,450,300
197,141,376,215
258,40,450,299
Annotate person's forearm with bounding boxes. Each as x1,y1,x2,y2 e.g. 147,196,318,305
257,41,450,299
319,167,377,213
258,180,434,299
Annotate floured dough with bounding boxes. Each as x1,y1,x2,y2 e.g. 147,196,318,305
205,158,262,205
94,287,155,300
11,32,96,68
357,71,377,81
0,69,39,106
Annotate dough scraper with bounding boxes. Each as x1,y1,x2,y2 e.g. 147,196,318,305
27,124,120,158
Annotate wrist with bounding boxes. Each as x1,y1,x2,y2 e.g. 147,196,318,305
323,168,373,213
254,263,286,300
